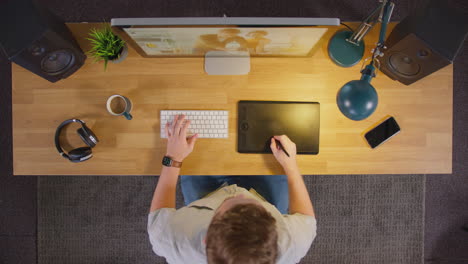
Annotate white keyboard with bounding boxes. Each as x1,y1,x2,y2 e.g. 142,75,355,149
160,110,229,138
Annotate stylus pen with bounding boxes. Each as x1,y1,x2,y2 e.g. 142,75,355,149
275,139,290,157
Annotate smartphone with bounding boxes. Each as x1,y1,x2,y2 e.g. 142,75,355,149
364,117,401,149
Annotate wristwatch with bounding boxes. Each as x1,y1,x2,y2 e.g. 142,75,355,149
162,156,182,168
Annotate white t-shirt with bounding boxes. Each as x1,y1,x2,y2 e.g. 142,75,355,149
148,184,317,264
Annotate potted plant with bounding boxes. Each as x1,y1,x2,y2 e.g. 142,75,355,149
87,26,127,70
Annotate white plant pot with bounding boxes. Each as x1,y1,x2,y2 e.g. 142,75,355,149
111,43,128,64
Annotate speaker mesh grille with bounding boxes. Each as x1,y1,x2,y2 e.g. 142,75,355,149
41,50,75,74
388,52,421,77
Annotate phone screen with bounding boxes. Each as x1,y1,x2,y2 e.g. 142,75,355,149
365,117,400,148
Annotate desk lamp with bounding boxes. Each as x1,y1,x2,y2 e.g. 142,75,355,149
332,0,395,121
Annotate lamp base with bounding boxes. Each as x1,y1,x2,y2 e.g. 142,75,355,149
328,30,365,68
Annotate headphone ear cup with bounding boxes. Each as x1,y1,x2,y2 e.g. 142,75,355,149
77,126,99,148
68,147,93,163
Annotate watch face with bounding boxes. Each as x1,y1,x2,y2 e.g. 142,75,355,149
162,156,172,166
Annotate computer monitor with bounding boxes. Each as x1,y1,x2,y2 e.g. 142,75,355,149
111,17,340,74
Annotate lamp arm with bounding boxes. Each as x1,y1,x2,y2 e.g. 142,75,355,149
347,1,387,45
372,1,395,60
377,1,395,46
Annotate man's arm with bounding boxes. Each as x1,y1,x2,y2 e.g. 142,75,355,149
150,114,198,212
270,135,315,217
150,166,180,212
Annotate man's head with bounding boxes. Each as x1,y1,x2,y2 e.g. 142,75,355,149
206,195,278,264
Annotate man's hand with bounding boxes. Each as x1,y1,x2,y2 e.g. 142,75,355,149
165,114,198,162
270,135,298,172
271,135,315,217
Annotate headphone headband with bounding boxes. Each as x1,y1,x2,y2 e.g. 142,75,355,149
54,119,92,161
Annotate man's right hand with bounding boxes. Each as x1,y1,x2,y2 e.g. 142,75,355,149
165,114,198,162
270,135,298,172
271,135,315,217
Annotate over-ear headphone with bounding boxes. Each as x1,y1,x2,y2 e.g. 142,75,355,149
55,119,99,162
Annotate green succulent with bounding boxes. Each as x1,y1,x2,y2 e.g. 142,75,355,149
87,27,125,70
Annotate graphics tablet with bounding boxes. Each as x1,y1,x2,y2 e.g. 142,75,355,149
237,101,320,154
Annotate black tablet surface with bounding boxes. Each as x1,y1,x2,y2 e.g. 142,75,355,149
237,101,320,154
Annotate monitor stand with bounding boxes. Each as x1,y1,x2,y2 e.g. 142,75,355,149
204,51,250,75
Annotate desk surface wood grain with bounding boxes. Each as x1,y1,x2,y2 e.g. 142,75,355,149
12,23,452,175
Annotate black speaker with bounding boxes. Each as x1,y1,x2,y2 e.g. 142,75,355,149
0,0,86,83
380,0,468,85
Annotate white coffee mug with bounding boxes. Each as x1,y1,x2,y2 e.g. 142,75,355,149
106,94,133,120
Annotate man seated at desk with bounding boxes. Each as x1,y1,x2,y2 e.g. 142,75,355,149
148,115,317,264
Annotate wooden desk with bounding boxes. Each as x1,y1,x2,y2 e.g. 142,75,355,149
12,23,452,175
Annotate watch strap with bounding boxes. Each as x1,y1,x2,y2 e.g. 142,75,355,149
171,160,182,168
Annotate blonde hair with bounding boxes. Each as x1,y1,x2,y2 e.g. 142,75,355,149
206,203,278,264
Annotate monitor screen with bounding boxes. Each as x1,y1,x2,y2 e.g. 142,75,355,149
111,17,339,58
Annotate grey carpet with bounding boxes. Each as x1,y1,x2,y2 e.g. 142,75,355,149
38,177,169,264
38,175,423,264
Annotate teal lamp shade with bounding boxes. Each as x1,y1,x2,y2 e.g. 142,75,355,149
337,75,378,121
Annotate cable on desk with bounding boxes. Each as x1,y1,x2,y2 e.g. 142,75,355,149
340,22,354,32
